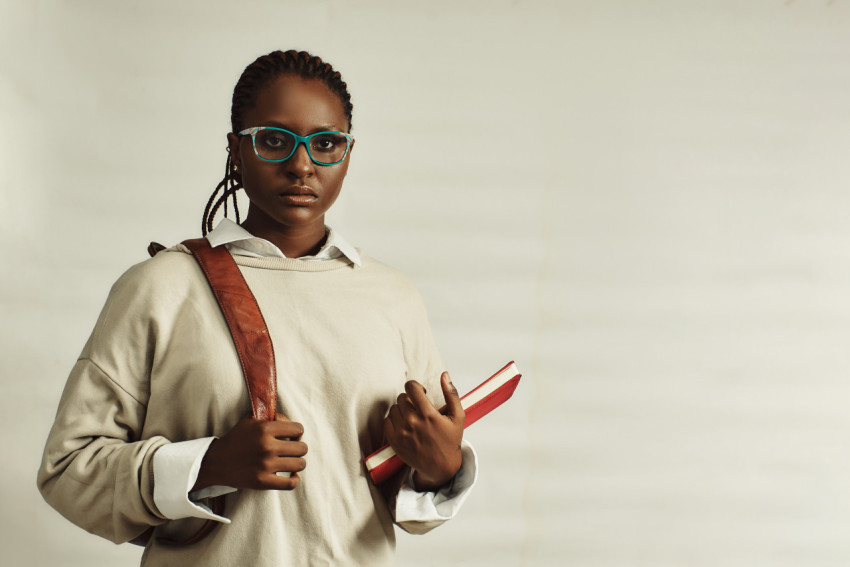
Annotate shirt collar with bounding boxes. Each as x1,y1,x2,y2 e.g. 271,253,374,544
206,218,361,267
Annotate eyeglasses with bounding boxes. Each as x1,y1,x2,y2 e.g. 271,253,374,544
238,126,354,166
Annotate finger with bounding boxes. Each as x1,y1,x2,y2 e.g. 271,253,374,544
441,372,465,422
273,440,308,457
273,413,304,438
405,380,438,417
384,415,396,441
387,404,407,434
262,471,301,491
395,393,422,422
273,456,307,473
265,420,304,440
396,391,416,408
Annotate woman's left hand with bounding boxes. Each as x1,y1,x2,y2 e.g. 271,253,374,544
385,371,465,491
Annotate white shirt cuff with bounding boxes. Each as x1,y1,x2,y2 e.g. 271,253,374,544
152,437,235,523
394,439,478,532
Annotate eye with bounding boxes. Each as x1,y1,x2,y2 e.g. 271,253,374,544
310,134,344,153
256,129,294,151
263,134,285,148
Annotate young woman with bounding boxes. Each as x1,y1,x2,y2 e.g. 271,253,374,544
38,50,476,566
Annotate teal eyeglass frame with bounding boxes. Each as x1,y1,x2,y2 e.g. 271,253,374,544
238,126,354,166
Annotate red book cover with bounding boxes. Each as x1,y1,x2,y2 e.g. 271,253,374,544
364,361,522,484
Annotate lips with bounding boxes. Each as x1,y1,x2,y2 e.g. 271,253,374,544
278,185,318,205
279,185,317,197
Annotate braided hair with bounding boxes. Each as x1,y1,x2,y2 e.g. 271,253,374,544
202,50,354,235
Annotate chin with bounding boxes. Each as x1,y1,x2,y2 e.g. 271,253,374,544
272,210,326,228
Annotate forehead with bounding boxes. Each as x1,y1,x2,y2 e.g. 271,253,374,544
243,75,348,132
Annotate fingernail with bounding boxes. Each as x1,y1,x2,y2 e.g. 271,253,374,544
445,372,453,386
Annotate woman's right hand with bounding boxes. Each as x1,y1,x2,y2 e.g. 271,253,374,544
193,414,307,491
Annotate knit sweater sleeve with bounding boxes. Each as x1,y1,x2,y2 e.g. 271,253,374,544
384,276,480,533
397,281,445,393
37,258,175,543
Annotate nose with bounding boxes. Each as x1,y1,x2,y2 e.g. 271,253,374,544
283,142,315,178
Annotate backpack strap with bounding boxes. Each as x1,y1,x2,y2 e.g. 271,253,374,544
147,238,278,546
181,238,278,421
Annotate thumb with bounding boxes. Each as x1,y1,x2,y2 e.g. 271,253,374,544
441,372,464,422
275,412,291,422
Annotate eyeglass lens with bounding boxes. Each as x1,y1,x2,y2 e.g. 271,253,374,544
254,129,349,164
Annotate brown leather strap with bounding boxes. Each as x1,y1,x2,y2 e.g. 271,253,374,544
150,238,278,546
181,237,278,421
147,241,166,257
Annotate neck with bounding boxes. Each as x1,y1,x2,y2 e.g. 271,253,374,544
240,215,328,259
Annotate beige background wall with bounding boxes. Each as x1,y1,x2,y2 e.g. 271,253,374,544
3,1,850,565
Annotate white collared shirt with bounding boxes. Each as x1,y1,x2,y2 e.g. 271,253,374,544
206,218,362,266
152,219,476,528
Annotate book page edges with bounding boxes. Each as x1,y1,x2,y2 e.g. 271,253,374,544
460,362,519,410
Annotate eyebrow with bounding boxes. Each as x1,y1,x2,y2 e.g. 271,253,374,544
262,120,344,134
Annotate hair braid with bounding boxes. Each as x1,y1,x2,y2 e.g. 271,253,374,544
201,50,353,235
202,153,242,235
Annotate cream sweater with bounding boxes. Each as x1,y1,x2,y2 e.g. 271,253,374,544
38,244,450,566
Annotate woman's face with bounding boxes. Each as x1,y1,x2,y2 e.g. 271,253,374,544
228,75,352,234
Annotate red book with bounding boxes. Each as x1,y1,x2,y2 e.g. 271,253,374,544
364,361,522,484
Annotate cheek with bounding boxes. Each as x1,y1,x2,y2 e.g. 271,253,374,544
238,161,275,195
238,170,260,197
319,170,347,202
324,161,350,192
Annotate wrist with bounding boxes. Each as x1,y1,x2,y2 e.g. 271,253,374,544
412,471,449,492
411,451,462,492
193,439,222,491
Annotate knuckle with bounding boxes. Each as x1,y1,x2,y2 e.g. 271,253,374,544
260,441,277,458
251,471,265,488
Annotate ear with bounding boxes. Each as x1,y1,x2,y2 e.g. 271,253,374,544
226,132,242,167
